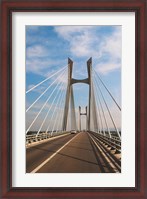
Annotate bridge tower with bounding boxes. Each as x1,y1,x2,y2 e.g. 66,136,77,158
62,57,98,132
79,106,87,131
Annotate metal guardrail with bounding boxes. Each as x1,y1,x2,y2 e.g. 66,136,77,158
90,131,121,152
26,131,68,145
111,135,121,141
26,131,121,153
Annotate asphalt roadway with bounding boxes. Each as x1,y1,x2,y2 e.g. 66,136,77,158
26,132,119,173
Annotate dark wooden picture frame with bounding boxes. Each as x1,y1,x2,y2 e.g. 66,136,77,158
0,0,147,198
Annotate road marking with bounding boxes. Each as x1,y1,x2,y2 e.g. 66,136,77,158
31,133,80,173
88,133,119,173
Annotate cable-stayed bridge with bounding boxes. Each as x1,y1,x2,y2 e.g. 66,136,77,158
26,58,121,173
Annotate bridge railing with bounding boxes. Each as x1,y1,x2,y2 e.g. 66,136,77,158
111,135,121,141
90,131,121,153
26,131,68,146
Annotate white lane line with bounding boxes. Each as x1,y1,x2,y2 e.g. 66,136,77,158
88,133,119,173
31,133,80,173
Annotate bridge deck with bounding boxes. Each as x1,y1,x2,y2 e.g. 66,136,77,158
26,132,120,173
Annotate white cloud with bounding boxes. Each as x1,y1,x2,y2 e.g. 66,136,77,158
70,31,96,57
26,59,52,75
54,26,99,58
95,27,121,75
26,58,66,77
26,26,121,77
55,26,121,75
26,45,48,58
54,26,94,40
96,62,121,75
101,27,122,60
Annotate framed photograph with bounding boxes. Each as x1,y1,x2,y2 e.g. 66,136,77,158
1,0,147,198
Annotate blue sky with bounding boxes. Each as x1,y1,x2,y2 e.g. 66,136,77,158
26,25,121,131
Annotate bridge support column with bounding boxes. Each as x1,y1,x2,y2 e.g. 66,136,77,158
62,58,73,131
62,58,77,131
62,57,98,132
87,59,91,131
70,86,76,130
79,106,81,131
92,83,98,132
79,106,87,131
87,58,98,132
